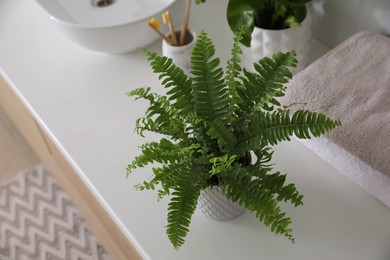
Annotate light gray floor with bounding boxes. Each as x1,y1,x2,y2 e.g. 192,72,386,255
0,105,39,183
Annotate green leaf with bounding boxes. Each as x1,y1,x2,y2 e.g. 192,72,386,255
225,27,244,102
272,5,288,27
140,48,194,115
244,109,341,147
284,15,300,28
226,0,310,31
222,165,296,242
206,119,237,154
226,0,256,47
127,139,201,176
238,51,297,114
129,87,187,139
166,162,207,249
190,32,230,123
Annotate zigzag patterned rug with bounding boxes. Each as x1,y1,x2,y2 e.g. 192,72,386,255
0,164,111,260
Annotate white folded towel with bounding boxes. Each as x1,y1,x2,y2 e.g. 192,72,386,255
280,31,390,207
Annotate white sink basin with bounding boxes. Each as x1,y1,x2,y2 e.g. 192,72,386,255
35,0,185,54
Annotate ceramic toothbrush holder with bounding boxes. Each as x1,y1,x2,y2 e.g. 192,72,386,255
162,30,196,74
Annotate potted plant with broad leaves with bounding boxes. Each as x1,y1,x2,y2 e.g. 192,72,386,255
223,0,312,72
127,29,340,249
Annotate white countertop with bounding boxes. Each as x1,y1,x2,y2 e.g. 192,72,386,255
1,0,390,259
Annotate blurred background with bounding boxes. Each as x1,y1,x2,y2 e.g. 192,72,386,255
310,0,390,48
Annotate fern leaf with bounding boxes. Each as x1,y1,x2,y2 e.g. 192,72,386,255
225,28,244,100
242,109,341,148
189,32,237,154
190,32,230,122
253,147,273,168
128,86,153,101
166,162,207,249
126,139,200,176
191,120,220,154
152,163,188,200
129,87,187,139
140,48,194,115
246,167,304,207
222,165,296,241
206,119,237,154
237,51,297,113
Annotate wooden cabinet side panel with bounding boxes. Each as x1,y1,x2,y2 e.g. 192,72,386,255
0,75,143,260
0,78,51,160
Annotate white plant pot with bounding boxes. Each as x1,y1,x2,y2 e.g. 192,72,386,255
197,186,246,221
243,10,312,74
162,30,196,74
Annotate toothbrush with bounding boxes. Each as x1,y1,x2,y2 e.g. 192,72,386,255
148,18,173,44
179,0,191,46
162,11,178,46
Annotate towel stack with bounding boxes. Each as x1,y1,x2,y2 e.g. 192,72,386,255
280,31,390,207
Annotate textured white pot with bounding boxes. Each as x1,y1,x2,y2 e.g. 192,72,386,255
243,10,312,74
197,186,246,221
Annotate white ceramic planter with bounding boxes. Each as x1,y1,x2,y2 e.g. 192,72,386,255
243,10,312,74
197,186,246,221
162,30,196,74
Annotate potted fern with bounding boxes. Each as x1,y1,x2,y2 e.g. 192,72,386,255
127,29,340,249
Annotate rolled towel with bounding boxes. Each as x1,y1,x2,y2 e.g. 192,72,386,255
280,31,390,207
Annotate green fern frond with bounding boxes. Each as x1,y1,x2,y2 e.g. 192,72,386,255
127,139,200,176
140,48,194,115
243,109,341,147
209,154,237,179
190,32,230,122
166,162,207,249
128,86,153,101
206,119,237,154
291,110,342,138
134,179,160,192
129,87,188,139
225,27,244,100
278,183,304,207
191,121,220,154
253,146,274,168
222,165,295,241
134,117,184,139
237,51,297,113
153,163,190,199
246,167,303,206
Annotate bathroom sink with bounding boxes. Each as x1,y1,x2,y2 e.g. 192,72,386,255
35,0,185,54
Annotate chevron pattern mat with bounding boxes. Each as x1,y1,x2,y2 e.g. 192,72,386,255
0,164,111,260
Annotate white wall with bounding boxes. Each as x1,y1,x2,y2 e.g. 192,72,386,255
309,0,390,48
